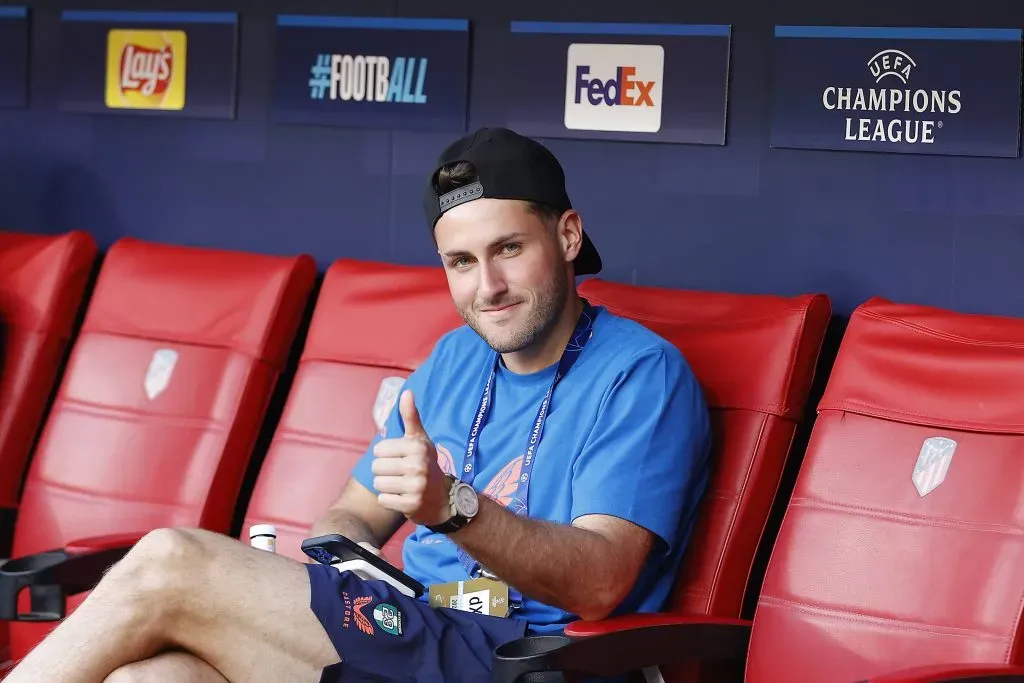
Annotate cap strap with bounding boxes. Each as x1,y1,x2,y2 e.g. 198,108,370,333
438,181,484,214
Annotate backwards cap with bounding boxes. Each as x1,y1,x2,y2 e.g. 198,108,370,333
422,127,602,276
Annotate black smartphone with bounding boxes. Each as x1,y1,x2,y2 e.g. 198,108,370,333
300,534,426,598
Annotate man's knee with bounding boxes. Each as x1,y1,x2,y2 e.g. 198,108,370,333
103,663,150,683
103,651,226,683
102,528,210,599
128,528,207,568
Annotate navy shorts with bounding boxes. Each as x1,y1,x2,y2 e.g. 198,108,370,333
307,563,529,683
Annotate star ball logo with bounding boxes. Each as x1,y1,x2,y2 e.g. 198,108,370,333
105,29,186,110
821,48,962,144
307,53,428,104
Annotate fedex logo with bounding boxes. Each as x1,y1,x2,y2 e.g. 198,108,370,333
564,43,664,133
574,66,655,107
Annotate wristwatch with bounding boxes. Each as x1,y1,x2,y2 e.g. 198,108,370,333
427,475,479,534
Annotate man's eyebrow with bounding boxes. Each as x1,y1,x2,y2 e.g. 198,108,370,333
442,232,527,258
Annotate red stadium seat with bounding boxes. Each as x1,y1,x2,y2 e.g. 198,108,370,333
0,237,316,663
242,259,464,564
579,279,831,619
495,297,1024,683
0,230,96,542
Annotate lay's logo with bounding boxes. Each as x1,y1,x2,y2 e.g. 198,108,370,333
564,43,664,134
105,29,187,110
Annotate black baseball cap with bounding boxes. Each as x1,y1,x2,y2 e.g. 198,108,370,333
422,127,602,276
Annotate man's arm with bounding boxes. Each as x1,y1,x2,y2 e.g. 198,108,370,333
448,497,654,621
372,388,670,621
375,340,711,620
309,478,405,550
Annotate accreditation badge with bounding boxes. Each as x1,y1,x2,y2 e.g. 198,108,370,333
429,577,511,618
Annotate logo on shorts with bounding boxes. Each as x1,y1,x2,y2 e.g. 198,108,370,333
340,592,375,636
373,603,403,636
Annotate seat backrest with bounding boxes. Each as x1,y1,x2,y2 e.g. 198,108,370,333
578,278,831,619
748,298,1024,683
242,258,464,564
8,237,315,660
12,237,316,559
0,230,96,524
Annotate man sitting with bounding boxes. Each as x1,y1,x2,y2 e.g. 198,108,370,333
5,127,711,683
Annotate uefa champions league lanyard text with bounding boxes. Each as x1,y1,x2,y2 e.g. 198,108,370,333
454,300,598,578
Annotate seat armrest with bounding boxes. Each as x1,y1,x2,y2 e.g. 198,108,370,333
491,616,751,683
64,533,148,555
865,664,1024,682
0,532,146,621
564,613,745,637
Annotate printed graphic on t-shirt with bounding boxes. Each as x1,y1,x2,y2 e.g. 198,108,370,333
436,443,456,477
436,444,525,513
483,456,524,513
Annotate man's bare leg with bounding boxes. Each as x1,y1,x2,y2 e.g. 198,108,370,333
104,651,228,683
5,528,341,683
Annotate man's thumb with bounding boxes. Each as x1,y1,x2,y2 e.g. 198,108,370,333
399,390,426,437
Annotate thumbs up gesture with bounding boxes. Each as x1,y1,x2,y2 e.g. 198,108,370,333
372,390,451,527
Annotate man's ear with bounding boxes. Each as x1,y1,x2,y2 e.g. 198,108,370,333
557,210,584,264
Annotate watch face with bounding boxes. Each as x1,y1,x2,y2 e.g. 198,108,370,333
454,484,479,516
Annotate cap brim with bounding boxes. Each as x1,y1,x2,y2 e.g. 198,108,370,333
574,232,602,276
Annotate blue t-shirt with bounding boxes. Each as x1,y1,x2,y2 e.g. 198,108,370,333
351,305,711,633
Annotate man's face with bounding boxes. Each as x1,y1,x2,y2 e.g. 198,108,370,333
434,198,571,355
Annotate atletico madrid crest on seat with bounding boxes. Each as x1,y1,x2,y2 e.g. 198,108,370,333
912,436,956,497
144,348,179,400
373,376,404,436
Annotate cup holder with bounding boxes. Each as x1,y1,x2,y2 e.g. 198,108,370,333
492,634,571,683
0,550,69,576
494,634,571,660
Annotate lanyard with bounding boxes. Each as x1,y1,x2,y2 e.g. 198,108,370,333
454,300,598,578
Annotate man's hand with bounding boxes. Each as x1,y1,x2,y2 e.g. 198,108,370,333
371,390,451,527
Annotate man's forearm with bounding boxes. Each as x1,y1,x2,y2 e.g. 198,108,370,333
309,508,383,548
448,496,636,620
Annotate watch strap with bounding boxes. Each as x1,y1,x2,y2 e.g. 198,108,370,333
426,513,472,535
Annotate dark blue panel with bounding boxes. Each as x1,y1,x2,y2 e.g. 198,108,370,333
0,7,28,109
504,21,731,144
58,9,239,119
271,15,471,132
950,215,1024,316
10,0,1024,326
770,25,1023,157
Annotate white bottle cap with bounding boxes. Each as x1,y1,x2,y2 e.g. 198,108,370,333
249,524,277,538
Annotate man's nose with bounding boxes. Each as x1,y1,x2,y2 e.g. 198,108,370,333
476,263,509,302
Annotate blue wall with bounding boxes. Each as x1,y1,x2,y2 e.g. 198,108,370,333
2,0,1023,317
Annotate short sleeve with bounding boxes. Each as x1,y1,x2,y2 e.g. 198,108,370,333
570,347,711,554
349,344,441,495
